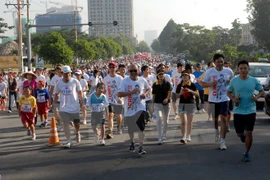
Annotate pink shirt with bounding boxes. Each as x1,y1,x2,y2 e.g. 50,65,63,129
23,80,38,95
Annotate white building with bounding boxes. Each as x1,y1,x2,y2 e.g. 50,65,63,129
144,30,158,47
241,23,255,46
87,0,134,38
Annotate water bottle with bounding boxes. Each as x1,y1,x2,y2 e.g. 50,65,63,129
151,114,157,122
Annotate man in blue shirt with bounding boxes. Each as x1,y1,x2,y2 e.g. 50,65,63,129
193,63,205,113
227,60,264,162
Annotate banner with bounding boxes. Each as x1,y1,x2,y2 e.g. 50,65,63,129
0,56,21,69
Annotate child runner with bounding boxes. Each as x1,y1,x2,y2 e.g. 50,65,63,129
0,76,7,111
18,86,37,140
87,83,109,146
34,80,50,127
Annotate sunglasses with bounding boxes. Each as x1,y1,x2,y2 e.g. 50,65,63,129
129,70,137,73
109,66,116,69
165,66,169,68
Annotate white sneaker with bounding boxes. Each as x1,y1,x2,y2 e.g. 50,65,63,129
162,135,166,140
95,135,100,143
8,110,12,113
75,133,81,143
195,110,200,114
220,142,227,150
63,141,73,148
186,135,191,142
57,126,63,132
201,109,206,113
173,114,179,120
158,138,163,145
69,121,74,127
32,134,36,140
100,139,105,146
83,120,87,125
208,117,212,121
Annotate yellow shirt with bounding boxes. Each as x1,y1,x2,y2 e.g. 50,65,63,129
19,95,36,113
199,72,209,95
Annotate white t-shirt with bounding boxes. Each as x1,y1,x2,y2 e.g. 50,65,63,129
172,71,182,93
141,75,156,101
50,75,62,101
83,73,90,82
17,79,25,96
90,75,102,87
119,77,151,117
79,79,88,98
36,75,46,83
203,67,233,103
0,82,7,96
54,78,82,113
103,74,123,105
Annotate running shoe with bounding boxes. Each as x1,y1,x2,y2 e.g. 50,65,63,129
8,110,12,113
63,141,73,149
27,129,31,136
69,121,74,127
82,120,87,125
106,131,113,139
95,135,100,143
173,114,179,120
138,146,146,155
220,142,227,150
180,138,187,144
75,133,81,143
227,124,231,132
162,134,167,140
186,135,191,142
129,143,135,152
100,139,106,146
40,122,45,128
201,109,206,113
240,131,246,143
158,138,162,145
32,134,36,140
43,121,48,127
57,126,63,132
117,126,122,135
208,117,212,121
243,152,251,162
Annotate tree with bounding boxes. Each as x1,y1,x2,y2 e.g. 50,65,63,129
247,0,270,50
228,19,242,47
223,44,239,66
38,31,74,65
0,18,13,39
151,39,161,52
137,41,150,53
73,39,95,61
158,19,178,53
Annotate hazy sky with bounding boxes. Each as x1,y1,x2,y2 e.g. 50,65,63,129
1,0,249,41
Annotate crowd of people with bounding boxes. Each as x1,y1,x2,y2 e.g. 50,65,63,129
0,53,264,161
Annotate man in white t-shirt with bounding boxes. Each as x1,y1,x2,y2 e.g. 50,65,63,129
36,68,46,83
171,62,184,119
118,64,151,155
141,65,156,123
49,65,63,128
103,61,124,138
80,65,90,85
202,53,234,150
54,65,83,148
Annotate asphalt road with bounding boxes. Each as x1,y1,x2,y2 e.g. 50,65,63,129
1,108,270,180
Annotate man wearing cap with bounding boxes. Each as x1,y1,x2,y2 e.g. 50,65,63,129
49,65,63,129
54,65,83,148
172,62,184,119
103,61,124,138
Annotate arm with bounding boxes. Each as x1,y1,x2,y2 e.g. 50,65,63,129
118,91,133,97
227,90,238,104
78,90,83,107
253,90,265,101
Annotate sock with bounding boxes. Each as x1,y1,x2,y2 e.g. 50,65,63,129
220,138,225,143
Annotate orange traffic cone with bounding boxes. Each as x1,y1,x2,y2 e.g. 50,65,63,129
48,117,60,146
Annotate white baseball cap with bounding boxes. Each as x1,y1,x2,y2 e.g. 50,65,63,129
62,66,72,73
75,69,82,75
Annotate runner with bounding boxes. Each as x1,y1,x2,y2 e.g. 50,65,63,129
18,86,37,140
74,70,89,125
152,69,172,145
202,53,234,150
34,80,50,127
227,60,264,162
87,83,109,146
8,72,18,113
118,64,151,155
193,63,205,113
103,62,124,138
176,70,199,144
0,76,7,111
171,62,184,119
54,65,83,148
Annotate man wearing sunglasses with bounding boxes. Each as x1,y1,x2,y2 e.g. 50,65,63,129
118,64,151,155
103,62,124,139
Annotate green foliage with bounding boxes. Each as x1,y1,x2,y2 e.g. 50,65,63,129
151,39,161,52
0,18,13,39
137,41,150,53
228,19,242,46
247,0,270,50
38,31,74,65
73,39,95,61
223,44,239,66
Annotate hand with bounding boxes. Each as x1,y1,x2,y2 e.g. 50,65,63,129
131,88,140,95
233,97,240,104
251,95,258,102
140,94,146,99
163,98,168,104
212,80,217,87
117,98,122,104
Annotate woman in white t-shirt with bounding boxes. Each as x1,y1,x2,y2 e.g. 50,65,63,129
89,69,103,94
75,70,89,125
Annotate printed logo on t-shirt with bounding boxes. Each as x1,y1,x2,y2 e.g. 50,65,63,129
22,102,32,112
127,84,141,111
212,74,228,99
61,85,72,95
106,80,118,103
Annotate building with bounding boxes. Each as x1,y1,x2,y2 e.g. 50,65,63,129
144,30,158,47
87,0,134,38
14,18,33,35
35,6,82,34
241,23,255,46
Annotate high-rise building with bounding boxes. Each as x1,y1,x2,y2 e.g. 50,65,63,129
241,23,255,46
88,0,134,38
35,6,82,34
144,30,158,47
15,18,33,35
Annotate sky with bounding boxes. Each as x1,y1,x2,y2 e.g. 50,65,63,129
0,0,249,41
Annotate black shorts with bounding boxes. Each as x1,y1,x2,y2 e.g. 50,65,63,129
124,110,145,133
204,95,209,102
229,100,233,111
209,101,230,118
108,104,123,114
234,113,256,133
